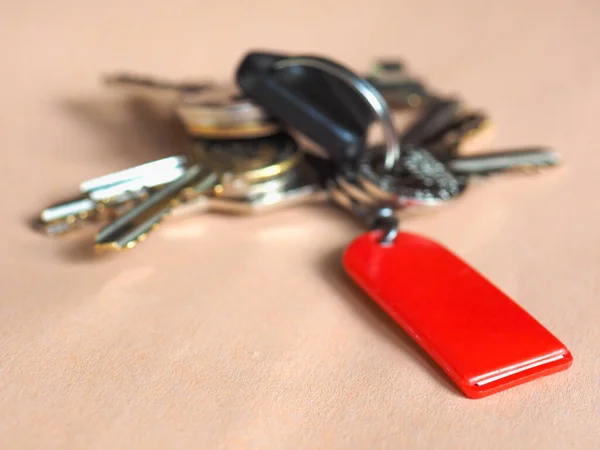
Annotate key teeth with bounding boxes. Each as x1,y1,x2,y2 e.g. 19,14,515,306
94,242,123,253
94,217,163,252
37,215,84,236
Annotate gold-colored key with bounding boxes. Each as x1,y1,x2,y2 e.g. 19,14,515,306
176,86,281,139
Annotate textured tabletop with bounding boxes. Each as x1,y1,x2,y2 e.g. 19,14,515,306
1,1,599,448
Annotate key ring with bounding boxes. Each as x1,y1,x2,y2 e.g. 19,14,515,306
273,56,400,171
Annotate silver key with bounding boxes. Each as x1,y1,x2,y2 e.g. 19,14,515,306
38,157,188,236
356,146,561,211
95,164,218,250
94,133,319,252
446,148,561,177
80,156,186,193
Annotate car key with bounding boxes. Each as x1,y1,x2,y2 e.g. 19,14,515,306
235,51,378,168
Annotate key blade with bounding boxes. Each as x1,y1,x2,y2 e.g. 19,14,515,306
95,166,218,252
103,73,213,94
38,196,99,235
447,148,561,176
401,97,461,146
88,166,187,203
37,164,187,237
40,196,96,223
424,112,492,160
373,81,428,109
370,59,406,77
80,156,187,193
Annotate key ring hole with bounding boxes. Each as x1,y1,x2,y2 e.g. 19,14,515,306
368,207,399,245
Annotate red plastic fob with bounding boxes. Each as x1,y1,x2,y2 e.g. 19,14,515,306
343,230,573,399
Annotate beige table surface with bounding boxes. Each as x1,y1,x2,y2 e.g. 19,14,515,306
1,1,599,448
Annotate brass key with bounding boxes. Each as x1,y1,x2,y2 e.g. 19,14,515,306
176,86,281,139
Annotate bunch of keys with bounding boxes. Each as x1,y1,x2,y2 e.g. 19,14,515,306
35,51,572,398
37,85,325,249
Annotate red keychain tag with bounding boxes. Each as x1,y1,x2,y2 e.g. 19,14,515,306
343,230,572,398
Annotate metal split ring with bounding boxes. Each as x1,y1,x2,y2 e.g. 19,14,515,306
273,56,400,171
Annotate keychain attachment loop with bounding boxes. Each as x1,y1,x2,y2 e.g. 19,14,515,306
367,206,399,245
273,57,400,171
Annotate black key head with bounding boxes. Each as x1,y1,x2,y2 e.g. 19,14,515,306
235,51,376,168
